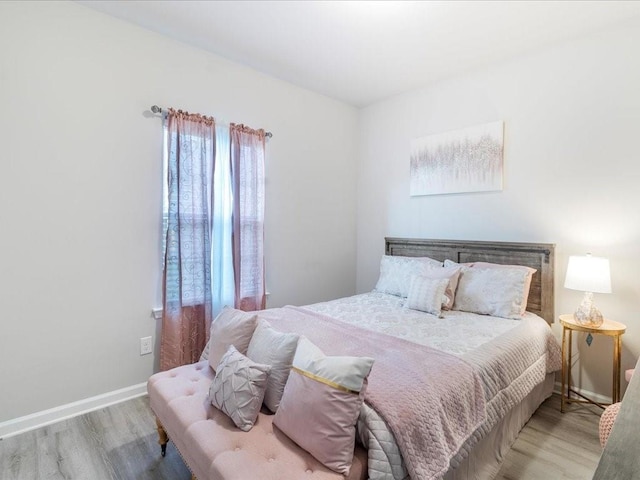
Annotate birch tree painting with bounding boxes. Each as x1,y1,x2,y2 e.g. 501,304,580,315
410,121,504,196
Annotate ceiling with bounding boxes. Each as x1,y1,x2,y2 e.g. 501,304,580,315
77,1,640,107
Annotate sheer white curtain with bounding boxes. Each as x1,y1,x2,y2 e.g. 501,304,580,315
211,124,235,316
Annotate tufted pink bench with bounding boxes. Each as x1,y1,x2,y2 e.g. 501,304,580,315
148,361,368,480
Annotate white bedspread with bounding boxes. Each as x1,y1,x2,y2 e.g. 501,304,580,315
306,292,521,356
305,292,561,480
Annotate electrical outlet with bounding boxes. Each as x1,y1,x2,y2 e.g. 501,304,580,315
140,336,153,355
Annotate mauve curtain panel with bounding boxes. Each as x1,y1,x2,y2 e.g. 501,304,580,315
160,109,215,371
230,124,266,312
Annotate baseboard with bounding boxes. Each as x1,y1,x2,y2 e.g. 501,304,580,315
3,380,604,440
0,382,148,440
553,381,614,405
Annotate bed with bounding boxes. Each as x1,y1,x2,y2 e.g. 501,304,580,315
149,237,560,480
296,237,560,479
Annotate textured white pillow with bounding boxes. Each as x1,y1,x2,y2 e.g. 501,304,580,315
209,345,271,432
471,262,536,316
246,319,299,412
411,265,462,310
374,255,443,297
453,267,532,319
405,275,450,317
208,307,258,371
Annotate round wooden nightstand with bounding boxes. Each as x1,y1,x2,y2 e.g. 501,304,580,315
560,314,626,412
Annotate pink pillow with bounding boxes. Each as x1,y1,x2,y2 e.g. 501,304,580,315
273,338,374,475
208,307,258,371
599,402,621,447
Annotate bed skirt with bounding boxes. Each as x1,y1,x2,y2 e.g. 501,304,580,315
443,373,555,480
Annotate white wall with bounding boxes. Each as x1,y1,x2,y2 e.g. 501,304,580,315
0,1,357,423
357,20,640,398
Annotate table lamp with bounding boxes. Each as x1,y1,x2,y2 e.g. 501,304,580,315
564,254,611,327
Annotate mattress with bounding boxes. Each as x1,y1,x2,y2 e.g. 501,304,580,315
302,292,561,480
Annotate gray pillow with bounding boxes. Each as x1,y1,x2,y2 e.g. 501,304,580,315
208,307,258,370
246,319,299,412
209,345,270,432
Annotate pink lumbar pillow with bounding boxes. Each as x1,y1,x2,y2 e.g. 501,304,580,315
273,337,374,475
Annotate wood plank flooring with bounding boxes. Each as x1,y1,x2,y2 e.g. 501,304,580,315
495,395,602,480
0,397,191,480
0,394,601,480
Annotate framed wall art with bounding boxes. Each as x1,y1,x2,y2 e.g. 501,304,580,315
410,121,504,196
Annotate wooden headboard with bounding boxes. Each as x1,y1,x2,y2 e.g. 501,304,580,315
385,237,556,323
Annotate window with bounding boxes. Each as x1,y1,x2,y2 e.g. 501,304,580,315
162,122,234,309
162,123,214,307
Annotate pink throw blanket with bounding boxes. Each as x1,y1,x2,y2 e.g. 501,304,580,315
260,306,486,480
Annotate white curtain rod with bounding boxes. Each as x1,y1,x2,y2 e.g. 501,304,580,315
150,105,273,138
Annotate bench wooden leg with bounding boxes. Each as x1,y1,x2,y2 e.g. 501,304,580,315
155,417,169,457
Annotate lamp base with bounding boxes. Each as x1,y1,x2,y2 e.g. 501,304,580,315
574,291,604,327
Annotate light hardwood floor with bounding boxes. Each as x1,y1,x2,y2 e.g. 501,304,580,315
494,395,602,480
0,394,601,480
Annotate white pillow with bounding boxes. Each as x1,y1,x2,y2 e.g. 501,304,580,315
209,345,271,432
444,259,473,268
453,267,533,319
471,262,536,316
246,319,299,412
374,255,443,297
410,265,462,310
405,275,450,317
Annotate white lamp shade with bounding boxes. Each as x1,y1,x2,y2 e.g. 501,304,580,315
564,255,612,294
